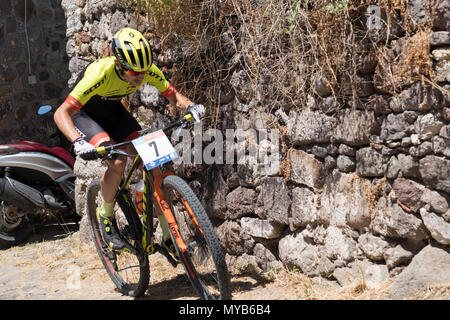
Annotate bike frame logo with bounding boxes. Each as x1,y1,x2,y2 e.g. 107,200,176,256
168,221,181,240
170,123,280,174
160,199,170,210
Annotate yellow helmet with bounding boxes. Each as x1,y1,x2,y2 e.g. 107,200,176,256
112,27,152,72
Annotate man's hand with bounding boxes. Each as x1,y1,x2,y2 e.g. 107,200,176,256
187,104,205,123
72,137,97,160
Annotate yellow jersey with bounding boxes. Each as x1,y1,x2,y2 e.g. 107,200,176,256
65,56,176,110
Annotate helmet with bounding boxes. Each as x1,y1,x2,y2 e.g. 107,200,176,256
111,27,152,72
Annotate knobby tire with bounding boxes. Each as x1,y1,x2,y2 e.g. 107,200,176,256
86,178,149,297
162,175,232,300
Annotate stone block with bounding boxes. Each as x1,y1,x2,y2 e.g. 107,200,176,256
289,149,325,188
389,245,450,299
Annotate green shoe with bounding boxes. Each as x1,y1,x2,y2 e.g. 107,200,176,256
97,209,125,250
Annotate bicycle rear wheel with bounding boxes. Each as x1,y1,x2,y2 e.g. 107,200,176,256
86,178,149,297
162,175,232,300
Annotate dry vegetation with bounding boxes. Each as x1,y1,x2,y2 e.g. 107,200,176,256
116,0,441,127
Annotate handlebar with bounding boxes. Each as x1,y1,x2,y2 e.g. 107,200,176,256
80,113,194,161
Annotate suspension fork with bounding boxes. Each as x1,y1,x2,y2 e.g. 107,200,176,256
152,171,189,254
179,197,204,238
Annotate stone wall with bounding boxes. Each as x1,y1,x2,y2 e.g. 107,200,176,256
65,0,450,297
0,0,69,145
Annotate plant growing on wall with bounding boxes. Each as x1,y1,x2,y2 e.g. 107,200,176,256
115,0,442,123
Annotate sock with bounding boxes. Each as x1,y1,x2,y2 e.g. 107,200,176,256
158,215,171,242
100,200,115,219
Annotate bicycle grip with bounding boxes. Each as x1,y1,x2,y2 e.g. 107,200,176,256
80,146,108,161
80,149,100,161
96,146,107,155
184,113,193,122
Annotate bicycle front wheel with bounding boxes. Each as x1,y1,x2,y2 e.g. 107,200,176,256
162,175,232,300
86,178,150,297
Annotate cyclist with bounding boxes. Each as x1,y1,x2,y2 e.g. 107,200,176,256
54,27,205,250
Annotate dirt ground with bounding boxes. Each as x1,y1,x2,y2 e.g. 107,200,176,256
0,224,447,301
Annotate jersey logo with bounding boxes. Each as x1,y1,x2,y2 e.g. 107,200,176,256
83,75,107,96
148,71,164,82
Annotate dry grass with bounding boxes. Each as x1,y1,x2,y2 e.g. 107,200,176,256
312,279,393,300
264,267,393,300
3,232,450,300
412,283,450,300
113,0,443,131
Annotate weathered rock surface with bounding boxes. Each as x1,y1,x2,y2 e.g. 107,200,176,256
334,109,378,146
289,150,325,188
290,187,320,228
389,245,450,299
241,217,284,240
420,208,450,245
419,156,450,193
320,171,373,229
371,195,428,241
257,177,291,225
287,110,336,145
225,186,257,219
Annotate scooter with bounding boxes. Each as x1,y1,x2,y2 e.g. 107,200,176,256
0,105,77,248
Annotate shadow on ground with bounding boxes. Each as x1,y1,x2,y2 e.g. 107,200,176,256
27,217,80,244
135,272,271,300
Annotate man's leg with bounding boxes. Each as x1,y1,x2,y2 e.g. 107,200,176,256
71,111,127,249
92,140,128,249
99,153,127,217
96,102,142,249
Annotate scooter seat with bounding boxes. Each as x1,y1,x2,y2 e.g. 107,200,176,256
0,141,75,167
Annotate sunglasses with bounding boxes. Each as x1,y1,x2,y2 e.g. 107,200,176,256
124,69,147,76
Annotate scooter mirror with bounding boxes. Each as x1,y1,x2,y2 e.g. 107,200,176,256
38,105,53,115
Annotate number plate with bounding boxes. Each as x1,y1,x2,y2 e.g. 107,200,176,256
132,130,178,171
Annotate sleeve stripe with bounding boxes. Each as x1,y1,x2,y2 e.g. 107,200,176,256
89,132,110,147
64,95,84,110
161,84,176,98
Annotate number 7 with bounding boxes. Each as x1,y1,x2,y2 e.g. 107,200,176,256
148,141,159,157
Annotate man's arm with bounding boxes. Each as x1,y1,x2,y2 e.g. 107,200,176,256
54,101,82,143
167,91,193,111
167,90,205,123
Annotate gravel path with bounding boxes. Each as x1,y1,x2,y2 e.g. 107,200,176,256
0,228,296,300
0,226,446,301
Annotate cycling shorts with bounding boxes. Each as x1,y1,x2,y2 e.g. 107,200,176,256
71,96,141,146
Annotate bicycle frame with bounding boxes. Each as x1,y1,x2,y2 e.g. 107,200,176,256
87,114,232,299
112,156,218,294
108,128,200,259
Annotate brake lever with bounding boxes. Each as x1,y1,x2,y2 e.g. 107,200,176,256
100,152,115,163
100,149,136,163
174,122,188,139
138,127,152,137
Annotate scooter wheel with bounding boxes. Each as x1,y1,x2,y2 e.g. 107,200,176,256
0,218,32,249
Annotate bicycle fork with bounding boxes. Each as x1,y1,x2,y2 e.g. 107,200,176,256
151,171,206,280
138,171,177,268
152,171,188,254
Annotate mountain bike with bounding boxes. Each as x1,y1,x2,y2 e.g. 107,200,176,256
84,114,232,300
